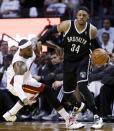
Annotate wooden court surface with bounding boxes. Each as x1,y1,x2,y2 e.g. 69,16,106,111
0,122,114,131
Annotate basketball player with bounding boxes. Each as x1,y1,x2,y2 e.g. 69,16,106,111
3,39,84,129
37,6,103,129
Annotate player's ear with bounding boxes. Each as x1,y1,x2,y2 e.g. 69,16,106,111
75,13,78,19
75,11,78,18
87,14,89,20
86,13,89,21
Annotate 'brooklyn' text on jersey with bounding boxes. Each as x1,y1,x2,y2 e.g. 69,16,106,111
67,36,87,45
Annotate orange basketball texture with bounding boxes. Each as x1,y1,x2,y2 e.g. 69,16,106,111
91,48,109,65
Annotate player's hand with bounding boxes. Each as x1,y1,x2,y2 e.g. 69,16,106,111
30,37,38,46
36,41,42,53
52,81,63,90
33,75,41,81
32,40,42,54
23,98,36,106
37,41,42,46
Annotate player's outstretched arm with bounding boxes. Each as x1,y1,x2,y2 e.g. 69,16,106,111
38,20,70,44
90,25,101,50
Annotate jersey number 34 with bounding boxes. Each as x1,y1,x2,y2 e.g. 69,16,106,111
71,44,80,53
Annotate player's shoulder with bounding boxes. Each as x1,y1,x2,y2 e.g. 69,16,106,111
60,20,71,25
89,23,97,39
90,23,97,32
57,20,71,33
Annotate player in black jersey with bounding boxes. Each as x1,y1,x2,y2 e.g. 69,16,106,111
37,6,103,129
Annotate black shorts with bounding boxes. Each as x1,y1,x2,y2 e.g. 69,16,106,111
63,55,91,93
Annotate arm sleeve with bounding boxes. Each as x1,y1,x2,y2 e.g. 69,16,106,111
38,26,58,44
90,38,102,50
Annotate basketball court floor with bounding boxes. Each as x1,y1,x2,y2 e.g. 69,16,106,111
0,122,114,131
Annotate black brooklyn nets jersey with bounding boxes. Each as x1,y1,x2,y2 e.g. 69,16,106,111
63,20,91,61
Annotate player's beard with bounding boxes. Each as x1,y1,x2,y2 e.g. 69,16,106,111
24,53,33,58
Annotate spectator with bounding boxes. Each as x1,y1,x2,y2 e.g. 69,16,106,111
101,32,114,54
88,48,114,118
0,0,20,18
1,40,8,55
97,18,114,45
99,0,113,16
0,54,13,88
45,0,67,17
9,45,18,55
20,0,45,17
0,40,8,81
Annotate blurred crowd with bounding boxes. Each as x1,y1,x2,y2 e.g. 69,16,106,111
0,0,114,123
0,0,114,25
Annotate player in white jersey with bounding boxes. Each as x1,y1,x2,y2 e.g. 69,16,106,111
3,39,84,129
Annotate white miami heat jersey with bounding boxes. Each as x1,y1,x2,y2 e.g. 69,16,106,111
7,49,36,86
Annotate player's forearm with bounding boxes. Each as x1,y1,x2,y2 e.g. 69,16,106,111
45,40,61,49
38,26,58,44
91,38,101,50
14,75,27,101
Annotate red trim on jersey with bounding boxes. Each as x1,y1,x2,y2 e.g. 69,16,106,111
22,84,45,94
10,76,14,86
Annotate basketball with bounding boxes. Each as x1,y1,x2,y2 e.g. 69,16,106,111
91,48,109,65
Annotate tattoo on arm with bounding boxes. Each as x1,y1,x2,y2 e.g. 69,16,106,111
13,61,27,75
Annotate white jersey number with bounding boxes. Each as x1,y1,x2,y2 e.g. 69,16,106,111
71,44,80,53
